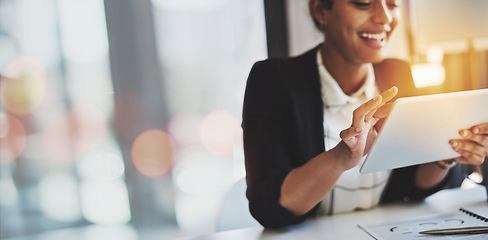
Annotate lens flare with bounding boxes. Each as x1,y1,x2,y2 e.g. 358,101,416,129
131,129,175,178
0,113,27,163
199,110,240,158
0,56,46,115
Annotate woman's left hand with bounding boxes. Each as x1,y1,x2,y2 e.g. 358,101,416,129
450,122,488,165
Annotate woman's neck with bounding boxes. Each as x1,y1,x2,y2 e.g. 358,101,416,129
320,45,369,96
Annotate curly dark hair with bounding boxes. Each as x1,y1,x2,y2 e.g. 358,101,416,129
309,0,333,31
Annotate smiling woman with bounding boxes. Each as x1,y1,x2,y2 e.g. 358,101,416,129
241,0,484,228
312,0,400,67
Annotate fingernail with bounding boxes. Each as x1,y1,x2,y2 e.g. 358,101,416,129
373,96,380,101
460,130,469,137
356,127,361,133
450,141,458,147
473,127,480,134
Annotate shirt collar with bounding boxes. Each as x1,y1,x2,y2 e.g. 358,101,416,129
317,50,377,108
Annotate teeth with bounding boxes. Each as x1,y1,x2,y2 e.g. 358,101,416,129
359,32,386,40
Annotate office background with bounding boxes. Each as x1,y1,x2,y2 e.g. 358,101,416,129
0,0,487,239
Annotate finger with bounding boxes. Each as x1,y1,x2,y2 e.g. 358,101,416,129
365,87,398,121
373,118,385,132
451,139,488,157
457,149,484,165
450,140,486,162
459,129,488,148
379,86,398,104
352,95,382,126
340,126,362,142
471,123,488,134
372,102,394,119
452,155,485,166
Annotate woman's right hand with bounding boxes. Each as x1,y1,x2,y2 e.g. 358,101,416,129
337,86,398,170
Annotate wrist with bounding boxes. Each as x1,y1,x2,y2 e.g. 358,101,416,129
330,141,358,172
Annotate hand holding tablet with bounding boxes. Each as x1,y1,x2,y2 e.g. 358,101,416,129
338,86,398,171
360,88,488,174
450,122,488,165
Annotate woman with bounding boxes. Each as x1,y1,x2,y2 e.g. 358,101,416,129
242,0,488,228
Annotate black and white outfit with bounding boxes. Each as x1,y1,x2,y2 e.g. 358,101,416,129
242,45,457,228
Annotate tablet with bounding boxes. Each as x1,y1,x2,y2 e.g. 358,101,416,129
360,88,488,174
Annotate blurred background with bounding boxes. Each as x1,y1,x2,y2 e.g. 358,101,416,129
0,0,487,239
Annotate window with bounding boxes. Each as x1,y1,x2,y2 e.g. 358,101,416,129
0,0,130,238
1,0,267,238
151,0,267,234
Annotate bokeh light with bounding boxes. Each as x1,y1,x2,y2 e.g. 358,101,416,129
131,129,175,178
199,110,240,158
80,179,131,225
168,111,202,146
42,104,108,163
38,173,81,222
0,113,27,163
77,149,125,181
412,63,446,88
0,56,46,115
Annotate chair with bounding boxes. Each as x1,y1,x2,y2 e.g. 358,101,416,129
217,178,260,231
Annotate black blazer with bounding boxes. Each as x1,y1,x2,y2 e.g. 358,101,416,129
242,45,455,228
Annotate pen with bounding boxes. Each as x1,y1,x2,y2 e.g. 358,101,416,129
419,226,488,235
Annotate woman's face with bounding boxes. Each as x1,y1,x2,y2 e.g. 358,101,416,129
321,0,401,64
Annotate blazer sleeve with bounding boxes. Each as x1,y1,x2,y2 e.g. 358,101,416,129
242,60,319,228
381,165,453,203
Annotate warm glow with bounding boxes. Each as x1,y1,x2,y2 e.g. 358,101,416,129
0,57,47,115
411,63,446,88
412,46,446,88
426,46,444,64
199,110,240,158
0,113,26,163
42,104,108,162
131,129,175,178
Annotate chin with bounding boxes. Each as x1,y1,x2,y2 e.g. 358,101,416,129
364,51,386,64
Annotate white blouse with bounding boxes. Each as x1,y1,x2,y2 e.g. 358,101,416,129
316,50,391,215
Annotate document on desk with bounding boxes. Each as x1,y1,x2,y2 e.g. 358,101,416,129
358,207,488,239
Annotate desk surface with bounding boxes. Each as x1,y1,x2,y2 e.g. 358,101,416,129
179,186,487,240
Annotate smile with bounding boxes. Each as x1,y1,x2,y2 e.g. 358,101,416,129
358,32,387,41
358,32,388,49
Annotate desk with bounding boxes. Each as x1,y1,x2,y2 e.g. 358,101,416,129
178,186,487,240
